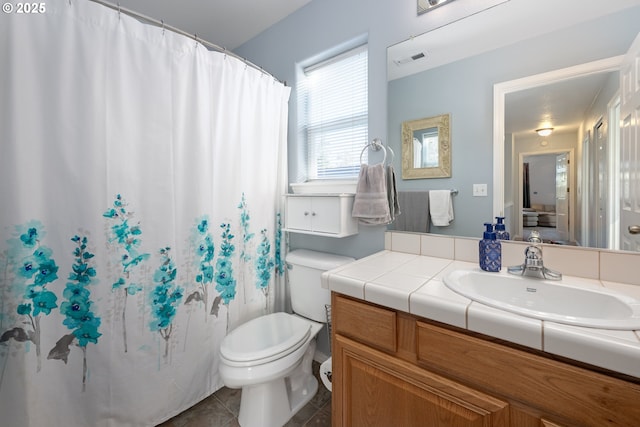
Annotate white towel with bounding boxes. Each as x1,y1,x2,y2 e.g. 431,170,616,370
429,190,454,226
351,164,391,225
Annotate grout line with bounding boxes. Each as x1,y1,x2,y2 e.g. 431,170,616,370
302,401,332,427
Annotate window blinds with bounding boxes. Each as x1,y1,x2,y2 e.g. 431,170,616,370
301,44,368,179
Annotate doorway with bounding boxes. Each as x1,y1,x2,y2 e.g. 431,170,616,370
519,151,572,242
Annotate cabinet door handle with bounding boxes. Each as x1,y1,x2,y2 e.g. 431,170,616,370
629,225,640,235
312,212,317,216
304,211,309,216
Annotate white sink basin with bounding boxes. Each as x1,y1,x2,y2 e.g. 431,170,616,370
443,270,640,330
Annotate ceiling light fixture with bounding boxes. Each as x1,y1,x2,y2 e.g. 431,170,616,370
536,128,554,137
417,0,457,15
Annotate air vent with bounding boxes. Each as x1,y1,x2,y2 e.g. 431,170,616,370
393,52,427,66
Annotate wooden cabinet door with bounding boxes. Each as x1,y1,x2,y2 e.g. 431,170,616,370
333,334,509,427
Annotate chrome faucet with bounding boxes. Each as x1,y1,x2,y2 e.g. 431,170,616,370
507,231,562,280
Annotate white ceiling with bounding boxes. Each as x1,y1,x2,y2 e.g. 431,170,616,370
115,0,311,50
504,72,616,137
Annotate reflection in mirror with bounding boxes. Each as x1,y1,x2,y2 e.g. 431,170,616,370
387,1,640,249
494,57,624,249
402,114,451,179
413,126,439,168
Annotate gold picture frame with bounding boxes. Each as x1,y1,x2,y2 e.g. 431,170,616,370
401,113,451,179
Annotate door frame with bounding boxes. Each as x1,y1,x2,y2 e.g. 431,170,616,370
607,95,621,249
493,56,624,219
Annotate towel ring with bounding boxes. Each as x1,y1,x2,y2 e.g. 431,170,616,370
375,137,395,165
359,139,387,165
387,145,395,164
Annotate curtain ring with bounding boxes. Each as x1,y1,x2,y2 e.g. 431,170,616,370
117,2,121,20
161,19,165,35
194,34,198,48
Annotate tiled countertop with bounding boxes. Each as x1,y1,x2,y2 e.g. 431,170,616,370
321,249,640,379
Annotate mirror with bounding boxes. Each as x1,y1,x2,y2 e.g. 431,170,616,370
386,0,640,249
494,58,622,248
401,114,451,179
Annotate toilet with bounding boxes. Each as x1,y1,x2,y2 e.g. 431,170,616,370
218,249,354,427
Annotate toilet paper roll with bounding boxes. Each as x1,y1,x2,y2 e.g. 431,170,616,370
320,357,332,392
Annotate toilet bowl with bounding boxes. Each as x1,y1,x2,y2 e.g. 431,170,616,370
218,249,354,427
219,313,323,427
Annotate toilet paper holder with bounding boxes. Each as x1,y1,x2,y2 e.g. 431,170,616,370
325,304,332,351
321,304,333,391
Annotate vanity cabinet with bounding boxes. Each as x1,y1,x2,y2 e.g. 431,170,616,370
331,293,640,427
283,194,358,237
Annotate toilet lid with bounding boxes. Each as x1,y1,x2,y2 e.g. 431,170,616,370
220,312,311,364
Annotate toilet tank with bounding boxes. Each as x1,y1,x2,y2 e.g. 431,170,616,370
285,249,355,323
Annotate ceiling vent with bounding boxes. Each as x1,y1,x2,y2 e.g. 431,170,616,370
393,52,427,66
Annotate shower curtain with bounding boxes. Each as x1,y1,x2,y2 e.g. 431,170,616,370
0,1,290,425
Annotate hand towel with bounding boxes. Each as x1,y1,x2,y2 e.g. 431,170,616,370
351,164,391,225
386,164,400,222
429,190,454,226
391,191,429,232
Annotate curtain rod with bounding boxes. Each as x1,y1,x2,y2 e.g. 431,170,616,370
87,0,285,85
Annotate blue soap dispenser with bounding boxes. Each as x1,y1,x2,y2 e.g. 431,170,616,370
479,223,501,272
495,216,510,240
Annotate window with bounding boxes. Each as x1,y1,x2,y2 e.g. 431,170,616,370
299,44,368,180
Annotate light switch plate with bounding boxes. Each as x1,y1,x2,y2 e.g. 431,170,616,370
473,184,488,197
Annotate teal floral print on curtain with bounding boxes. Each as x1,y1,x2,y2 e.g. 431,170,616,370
237,193,255,304
215,223,236,332
48,235,101,392
149,247,183,361
0,194,282,388
103,194,149,353
184,216,216,321
274,213,285,277
238,193,255,263
255,229,274,312
0,221,59,372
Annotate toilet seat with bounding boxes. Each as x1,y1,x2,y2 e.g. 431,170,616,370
220,312,311,367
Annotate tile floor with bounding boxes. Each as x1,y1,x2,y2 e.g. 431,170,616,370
157,362,331,427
